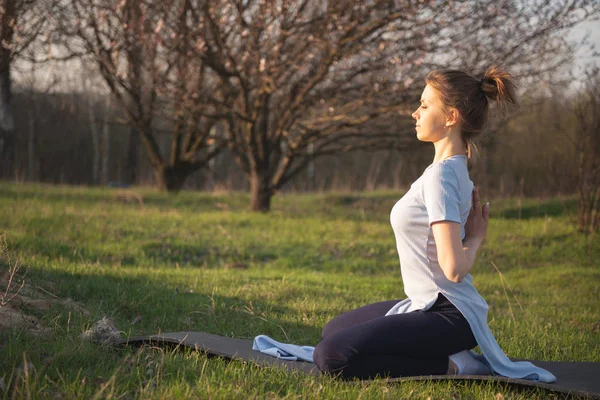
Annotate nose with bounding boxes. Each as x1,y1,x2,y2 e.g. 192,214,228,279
412,110,418,120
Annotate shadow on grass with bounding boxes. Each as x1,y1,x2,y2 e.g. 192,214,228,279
11,235,138,266
10,266,322,341
500,198,577,220
0,263,328,398
12,234,280,269
529,234,572,249
141,242,278,268
320,193,400,208
0,265,322,377
10,229,393,275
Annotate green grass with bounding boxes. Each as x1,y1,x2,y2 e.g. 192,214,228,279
0,182,598,399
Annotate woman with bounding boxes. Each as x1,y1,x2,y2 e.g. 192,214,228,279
312,67,556,382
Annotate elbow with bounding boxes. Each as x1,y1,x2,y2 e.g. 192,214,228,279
447,274,464,283
440,262,466,283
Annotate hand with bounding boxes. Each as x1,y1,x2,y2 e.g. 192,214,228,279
464,186,490,245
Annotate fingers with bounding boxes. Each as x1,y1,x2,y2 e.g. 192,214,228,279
482,202,490,220
472,186,481,210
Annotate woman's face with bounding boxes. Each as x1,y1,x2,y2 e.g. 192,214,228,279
412,84,449,142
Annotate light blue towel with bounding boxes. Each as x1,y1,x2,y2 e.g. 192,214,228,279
252,335,315,362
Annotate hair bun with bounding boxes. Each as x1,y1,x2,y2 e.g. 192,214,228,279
480,66,518,112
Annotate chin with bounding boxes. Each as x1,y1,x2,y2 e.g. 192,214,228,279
416,131,428,142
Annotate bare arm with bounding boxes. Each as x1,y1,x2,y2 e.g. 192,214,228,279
431,187,490,283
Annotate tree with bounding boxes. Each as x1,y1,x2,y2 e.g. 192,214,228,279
0,0,57,178
566,67,600,233
19,59,60,181
55,0,599,203
63,0,221,190
196,0,599,211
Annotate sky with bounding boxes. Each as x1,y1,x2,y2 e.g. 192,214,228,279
569,19,600,72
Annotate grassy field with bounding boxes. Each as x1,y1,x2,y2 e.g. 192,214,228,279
0,182,598,399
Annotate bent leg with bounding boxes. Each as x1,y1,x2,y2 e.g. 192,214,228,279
321,299,401,338
314,308,476,379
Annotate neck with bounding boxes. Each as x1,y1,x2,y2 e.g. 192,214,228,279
432,130,466,163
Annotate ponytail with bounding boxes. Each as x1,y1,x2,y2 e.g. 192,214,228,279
480,66,518,115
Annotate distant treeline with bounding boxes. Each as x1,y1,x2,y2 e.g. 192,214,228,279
8,83,593,199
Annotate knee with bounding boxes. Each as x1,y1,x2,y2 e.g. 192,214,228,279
320,313,349,339
313,339,350,376
320,319,338,339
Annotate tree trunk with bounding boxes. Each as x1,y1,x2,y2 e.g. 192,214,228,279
307,142,315,191
154,162,195,192
89,98,100,185
249,171,273,212
101,98,110,185
27,110,37,181
124,126,139,184
0,61,14,179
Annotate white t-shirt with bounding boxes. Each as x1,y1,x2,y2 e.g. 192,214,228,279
386,155,556,383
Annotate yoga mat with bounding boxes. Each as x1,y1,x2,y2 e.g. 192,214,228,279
119,331,600,398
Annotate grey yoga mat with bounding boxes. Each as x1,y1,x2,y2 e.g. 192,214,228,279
120,331,600,399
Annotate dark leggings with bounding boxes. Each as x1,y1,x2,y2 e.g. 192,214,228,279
313,293,477,379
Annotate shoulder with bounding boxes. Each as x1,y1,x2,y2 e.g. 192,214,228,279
424,161,461,187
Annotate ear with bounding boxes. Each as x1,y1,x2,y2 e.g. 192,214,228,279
445,108,459,127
